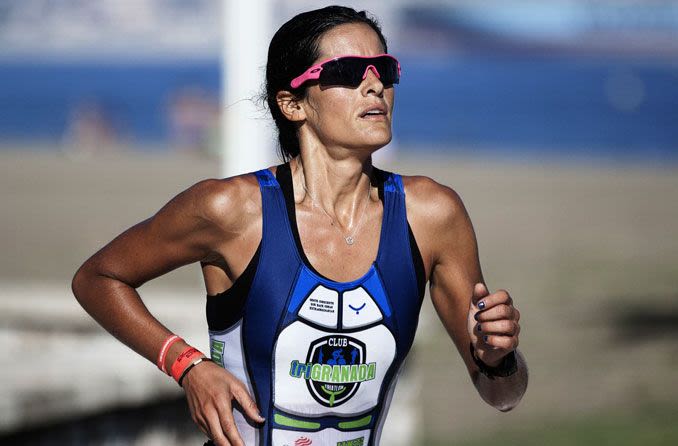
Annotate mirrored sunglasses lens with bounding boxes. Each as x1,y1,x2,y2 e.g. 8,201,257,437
320,58,364,86
319,57,400,87
376,57,400,85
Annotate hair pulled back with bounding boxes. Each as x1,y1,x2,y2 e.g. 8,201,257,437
265,6,388,161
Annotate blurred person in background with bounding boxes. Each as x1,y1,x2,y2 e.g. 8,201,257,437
61,98,118,158
167,85,220,156
72,6,527,446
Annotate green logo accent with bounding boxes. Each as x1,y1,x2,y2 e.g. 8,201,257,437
337,415,372,430
210,339,225,367
337,437,365,446
273,413,321,430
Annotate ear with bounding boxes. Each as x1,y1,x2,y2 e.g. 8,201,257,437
276,90,307,122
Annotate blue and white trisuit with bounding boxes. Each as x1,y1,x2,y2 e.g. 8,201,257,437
205,163,426,446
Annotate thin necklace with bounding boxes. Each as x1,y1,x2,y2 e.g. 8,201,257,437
301,178,371,246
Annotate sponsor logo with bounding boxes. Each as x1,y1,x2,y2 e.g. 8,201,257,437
210,339,225,367
337,437,365,446
289,335,376,407
295,437,312,446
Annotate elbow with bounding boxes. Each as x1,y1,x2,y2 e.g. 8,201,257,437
71,263,90,303
71,259,103,303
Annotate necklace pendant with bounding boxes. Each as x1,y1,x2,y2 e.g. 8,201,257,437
345,236,355,245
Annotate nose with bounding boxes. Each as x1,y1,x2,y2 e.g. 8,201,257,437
361,66,384,96
361,65,381,80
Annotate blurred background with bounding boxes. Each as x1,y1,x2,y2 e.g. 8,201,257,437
1,0,677,445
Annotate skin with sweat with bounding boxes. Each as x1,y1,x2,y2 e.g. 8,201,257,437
72,22,526,446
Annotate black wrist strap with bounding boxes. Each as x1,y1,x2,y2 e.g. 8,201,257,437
469,343,518,380
178,357,213,387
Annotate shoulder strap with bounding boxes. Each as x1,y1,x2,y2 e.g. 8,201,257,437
254,168,277,188
381,170,404,195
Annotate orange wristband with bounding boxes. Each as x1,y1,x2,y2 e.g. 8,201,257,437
170,346,205,383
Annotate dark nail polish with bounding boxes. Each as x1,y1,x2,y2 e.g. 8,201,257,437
483,335,488,342
478,301,486,310
477,324,482,332
474,312,479,321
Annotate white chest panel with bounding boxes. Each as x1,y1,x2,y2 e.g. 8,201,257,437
297,285,339,328
273,321,396,417
342,287,384,329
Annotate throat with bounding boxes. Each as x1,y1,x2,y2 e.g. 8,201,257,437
276,162,385,283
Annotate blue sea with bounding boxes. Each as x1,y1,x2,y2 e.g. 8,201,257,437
1,54,677,162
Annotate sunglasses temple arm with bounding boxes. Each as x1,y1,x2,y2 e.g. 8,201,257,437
290,66,323,89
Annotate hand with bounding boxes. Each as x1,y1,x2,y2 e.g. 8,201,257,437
467,283,521,368
182,361,265,446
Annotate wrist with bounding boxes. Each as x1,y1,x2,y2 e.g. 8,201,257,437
470,343,518,380
178,357,213,387
482,355,504,368
164,339,191,375
157,334,183,375
170,346,209,385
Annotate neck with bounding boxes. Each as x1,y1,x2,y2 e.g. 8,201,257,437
291,148,374,228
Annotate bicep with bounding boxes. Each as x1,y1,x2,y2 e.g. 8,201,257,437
428,189,484,372
78,180,227,288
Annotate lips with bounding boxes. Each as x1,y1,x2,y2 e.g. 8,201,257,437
359,104,387,118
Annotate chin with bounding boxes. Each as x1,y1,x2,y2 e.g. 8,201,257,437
360,129,392,149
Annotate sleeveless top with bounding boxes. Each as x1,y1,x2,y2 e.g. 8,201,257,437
206,164,425,446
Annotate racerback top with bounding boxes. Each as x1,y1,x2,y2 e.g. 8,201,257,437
205,164,425,446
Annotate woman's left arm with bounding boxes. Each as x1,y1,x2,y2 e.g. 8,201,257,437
407,177,528,412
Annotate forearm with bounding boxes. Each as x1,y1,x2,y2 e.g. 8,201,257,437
71,268,191,373
472,349,528,412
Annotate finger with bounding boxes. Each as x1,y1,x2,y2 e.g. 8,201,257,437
205,408,231,446
188,402,211,438
475,288,511,311
232,385,265,424
475,303,514,322
216,400,244,446
186,392,212,438
471,282,491,306
476,319,519,336
482,334,518,350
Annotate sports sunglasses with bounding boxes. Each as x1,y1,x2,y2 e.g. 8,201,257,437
290,54,401,89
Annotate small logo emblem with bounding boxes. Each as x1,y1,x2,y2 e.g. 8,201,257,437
348,303,366,315
295,437,313,446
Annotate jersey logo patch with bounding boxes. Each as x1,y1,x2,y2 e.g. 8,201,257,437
288,335,376,407
337,437,365,446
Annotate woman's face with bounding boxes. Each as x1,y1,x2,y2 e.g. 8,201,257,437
299,22,395,154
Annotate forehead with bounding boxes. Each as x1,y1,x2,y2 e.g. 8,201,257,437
316,22,385,62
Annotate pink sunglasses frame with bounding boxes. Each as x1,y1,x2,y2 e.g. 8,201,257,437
290,53,401,89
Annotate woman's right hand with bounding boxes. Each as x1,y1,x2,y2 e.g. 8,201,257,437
182,361,265,446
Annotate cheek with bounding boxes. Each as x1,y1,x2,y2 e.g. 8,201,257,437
386,89,395,111
316,94,354,126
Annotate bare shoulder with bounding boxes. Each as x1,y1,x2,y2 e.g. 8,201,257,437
185,171,263,231
198,174,261,221
400,175,474,274
401,174,468,230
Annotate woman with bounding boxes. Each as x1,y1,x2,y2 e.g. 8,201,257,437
72,6,527,446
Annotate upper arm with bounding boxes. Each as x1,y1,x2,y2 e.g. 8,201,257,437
73,175,257,289
405,176,483,373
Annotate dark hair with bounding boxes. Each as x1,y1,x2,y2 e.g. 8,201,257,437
265,6,388,161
